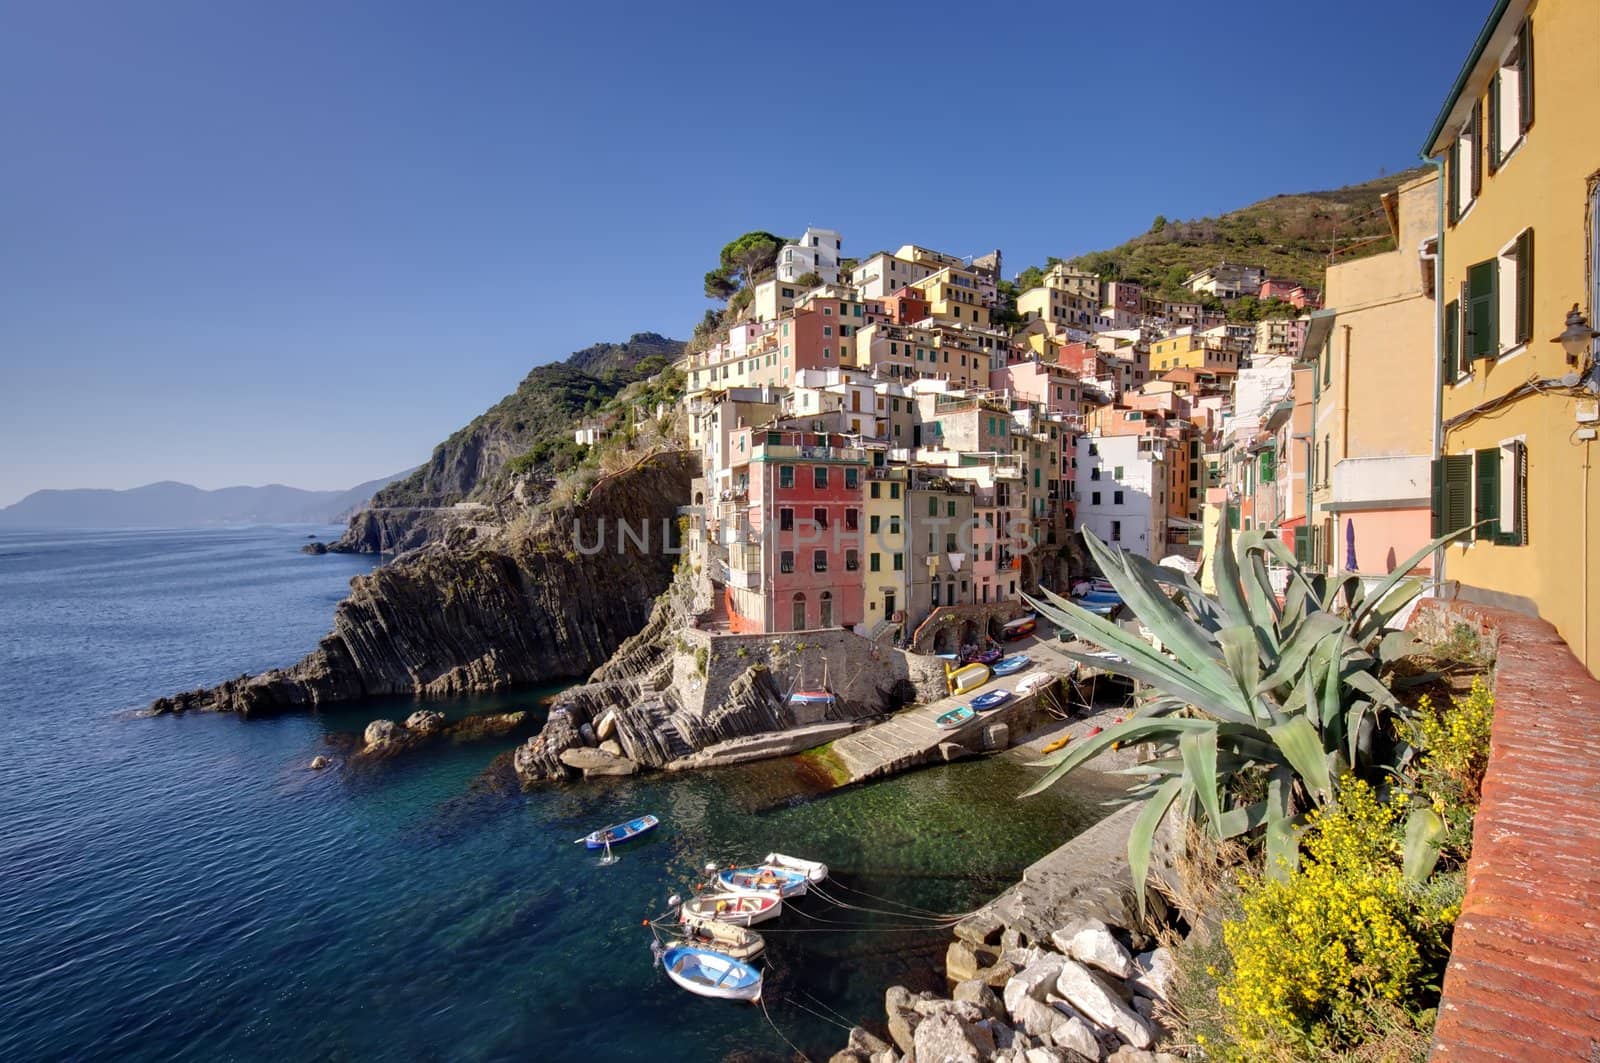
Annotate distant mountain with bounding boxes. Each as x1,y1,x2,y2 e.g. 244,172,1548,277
0,471,412,529
1057,167,1434,299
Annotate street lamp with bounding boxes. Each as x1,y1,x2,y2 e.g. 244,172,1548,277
1551,304,1599,367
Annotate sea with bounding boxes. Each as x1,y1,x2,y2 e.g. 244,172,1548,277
0,525,1122,1062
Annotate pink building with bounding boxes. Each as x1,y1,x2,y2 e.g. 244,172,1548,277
1258,279,1323,309
989,361,1083,419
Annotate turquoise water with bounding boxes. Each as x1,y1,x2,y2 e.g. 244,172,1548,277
0,526,1119,1061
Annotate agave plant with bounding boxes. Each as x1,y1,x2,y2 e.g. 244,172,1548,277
1022,516,1464,910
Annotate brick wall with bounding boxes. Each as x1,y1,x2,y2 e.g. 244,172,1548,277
1412,601,1600,1062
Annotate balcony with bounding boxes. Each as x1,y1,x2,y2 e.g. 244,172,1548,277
756,443,868,464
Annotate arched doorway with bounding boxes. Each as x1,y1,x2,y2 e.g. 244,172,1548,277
791,592,807,631
819,591,833,628
960,620,979,646
933,627,956,654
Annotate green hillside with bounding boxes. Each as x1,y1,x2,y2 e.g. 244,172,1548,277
1056,167,1432,303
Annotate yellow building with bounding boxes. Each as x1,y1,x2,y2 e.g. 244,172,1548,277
1425,0,1600,672
1018,283,1097,330
863,467,908,628
911,267,990,330
1148,329,1240,374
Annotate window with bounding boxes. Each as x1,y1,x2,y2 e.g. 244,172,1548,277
893,553,904,571
946,501,956,518
814,467,828,489
1113,465,1124,479
870,482,880,499
1090,468,1101,481
945,532,957,552
1464,257,1498,362
813,550,827,572
845,549,860,571
1430,454,1474,536
1448,102,1481,223
1111,520,1122,542
928,498,938,517
1113,490,1124,505
779,508,794,531
845,468,859,489
889,516,901,535
870,552,881,572
1091,491,1101,505
823,325,833,337
1488,22,1534,171
1497,229,1535,350
845,508,859,531
869,514,880,534
812,507,827,529
779,466,795,489
780,551,795,573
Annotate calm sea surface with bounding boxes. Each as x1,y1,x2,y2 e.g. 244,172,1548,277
0,526,1118,1062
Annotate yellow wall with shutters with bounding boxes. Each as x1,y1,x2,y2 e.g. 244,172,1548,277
1430,0,1600,673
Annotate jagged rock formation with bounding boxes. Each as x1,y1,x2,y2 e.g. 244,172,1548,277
149,451,697,717
354,710,532,760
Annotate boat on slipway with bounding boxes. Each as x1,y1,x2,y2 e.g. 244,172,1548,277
935,705,976,729
945,662,991,695
680,891,782,927
992,654,1031,677
970,689,1012,713
661,945,763,1002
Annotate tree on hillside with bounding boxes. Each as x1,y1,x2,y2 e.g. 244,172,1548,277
1150,214,1168,233
1016,265,1045,291
720,232,787,291
794,271,822,289
704,269,738,301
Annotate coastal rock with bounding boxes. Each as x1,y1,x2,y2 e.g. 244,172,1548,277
1004,953,1068,1016
829,1052,867,1063
598,738,624,758
972,959,1019,989
1053,960,1153,1049
946,940,995,984
912,998,984,1023
1009,996,1067,1039
308,755,330,770
300,541,328,555
847,1027,891,1056
363,719,399,749
595,709,617,741
404,709,445,736
558,746,637,777
885,985,915,1013
1024,1048,1072,1063
1129,949,1176,1003
886,1006,920,1054
1050,919,1134,979
1050,1016,1102,1061
912,1012,994,1062
1105,1049,1181,1063
952,979,1004,1019
954,909,1006,948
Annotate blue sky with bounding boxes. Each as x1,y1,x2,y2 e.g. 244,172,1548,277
0,0,1484,506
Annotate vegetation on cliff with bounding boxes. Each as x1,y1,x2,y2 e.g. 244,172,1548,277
370,332,685,509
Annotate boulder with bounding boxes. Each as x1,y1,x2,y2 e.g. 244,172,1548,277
1009,996,1067,1039
885,985,915,1013
913,1012,994,1062
308,755,330,770
1000,926,1027,953
404,709,445,735
1129,948,1176,1003
982,722,1010,750
953,909,1006,947
946,939,999,984
829,1052,867,1063
1004,953,1069,1016
979,1015,1020,1051
1050,919,1134,979
938,741,971,762
1054,960,1154,1049
972,959,1019,988
868,1053,899,1063
363,719,399,748
595,709,617,740
1050,1016,1102,1062
1025,1048,1071,1063
1106,1049,1181,1063
885,1006,919,1055
598,738,624,758
952,979,1004,1019
847,1027,892,1056
912,998,985,1023
558,746,638,777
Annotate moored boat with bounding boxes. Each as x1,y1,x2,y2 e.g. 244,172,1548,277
935,705,976,729
992,654,1031,677
577,814,659,849
762,852,829,883
679,919,765,961
681,891,782,926
716,865,809,897
970,689,1012,713
661,945,764,1002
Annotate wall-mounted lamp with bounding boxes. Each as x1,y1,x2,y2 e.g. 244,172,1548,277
1551,304,1599,367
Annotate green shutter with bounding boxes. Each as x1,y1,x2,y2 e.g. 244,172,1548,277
1515,229,1534,345
1227,503,1240,531
1259,448,1276,483
1470,101,1483,199
1430,458,1445,537
1447,139,1460,223
1466,260,1498,360
1474,448,1501,540
1496,440,1528,546
1444,454,1474,533
1519,19,1534,133
1487,73,1501,173
1444,299,1460,380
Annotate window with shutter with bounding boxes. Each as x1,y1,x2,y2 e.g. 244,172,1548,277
1447,139,1460,224
1470,101,1483,198
1444,299,1460,380
1431,455,1474,535
1519,19,1534,134
1515,229,1534,345
1497,439,1528,546
1474,449,1500,540
1487,72,1501,174
1466,259,1497,360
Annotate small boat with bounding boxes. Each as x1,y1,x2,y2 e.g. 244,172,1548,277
965,647,1002,666
577,814,659,850
661,945,764,1002
679,920,765,961
970,689,1012,713
992,654,1031,677
935,705,976,729
1040,734,1072,754
762,852,829,883
1016,672,1057,696
717,865,809,897
946,662,991,694
681,892,782,927
787,689,836,709
1000,616,1037,640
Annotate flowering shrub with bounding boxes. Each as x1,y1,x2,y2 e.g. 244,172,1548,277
1214,778,1458,1057
1407,678,1494,863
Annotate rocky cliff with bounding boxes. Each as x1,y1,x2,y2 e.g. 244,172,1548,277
150,451,697,717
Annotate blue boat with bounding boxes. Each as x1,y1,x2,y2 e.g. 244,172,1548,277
970,689,1012,713
716,865,810,897
992,654,1031,677
935,705,976,729
661,945,764,1002
577,814,659,849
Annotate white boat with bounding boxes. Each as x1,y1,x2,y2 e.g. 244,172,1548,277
762,852,829,883
1016,673,1059,696
716,865,809,898
681,891,782,927
679,919,765,961
661,945,764,1002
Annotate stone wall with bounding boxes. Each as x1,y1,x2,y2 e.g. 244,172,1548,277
907,602,1030,655
1411,600,1600,1061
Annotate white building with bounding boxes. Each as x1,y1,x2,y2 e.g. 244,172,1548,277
777,227,843,285
1073,433,1167,559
